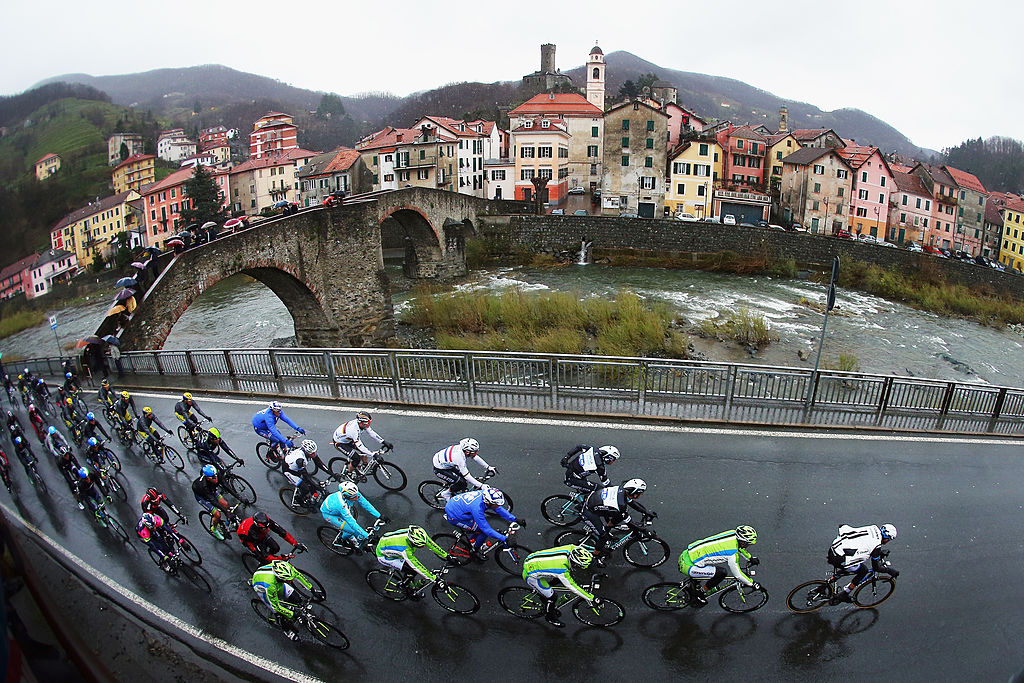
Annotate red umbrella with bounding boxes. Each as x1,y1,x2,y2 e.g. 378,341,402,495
224,218,242,230
166,238,184,247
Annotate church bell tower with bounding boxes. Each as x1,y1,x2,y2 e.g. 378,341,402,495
586,43,605,111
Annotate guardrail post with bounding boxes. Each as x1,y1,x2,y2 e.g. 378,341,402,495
324,351,339,398
388,351,402,400
185,350,197,376
465,352,476,404
223,350,236,378
551,358,559,406
153,351,164,375
987,387,1008,433
637,359,647,412
269,350,281,379
939,382,956,415
876,376,894,421
724,365,737,410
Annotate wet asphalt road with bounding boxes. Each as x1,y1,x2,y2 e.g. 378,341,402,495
3,389,1023,682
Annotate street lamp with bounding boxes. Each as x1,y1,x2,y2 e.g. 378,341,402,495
873,205,880,240
822,197,830,235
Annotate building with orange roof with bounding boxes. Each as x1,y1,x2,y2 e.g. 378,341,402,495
837,144,893,241
50,190,142,268
35,153,61,180
999,196,1024,272
250,113,298,160
142,166,231,249
297,148,371,206
510,118,570,203
509,92,605,194
356,126,454,193
888,170,934,245
941,165,989,256
229,148,315,215
911,164,960,250
411,116,491,197
112,154,156,194
0,254,39,300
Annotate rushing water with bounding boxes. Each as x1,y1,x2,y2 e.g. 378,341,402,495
4,265,1024,387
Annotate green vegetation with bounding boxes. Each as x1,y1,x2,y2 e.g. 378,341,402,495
402,287,687,358
0,311,45,340
697,307,778,348
824,352,861,372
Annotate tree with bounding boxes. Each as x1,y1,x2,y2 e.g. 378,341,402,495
317,93,345,119
111,231,133,269
617,73,660,101
119,142,129,163
178,165,226,227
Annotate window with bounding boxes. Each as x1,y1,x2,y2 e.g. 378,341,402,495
750,143,759,155
732,155,746,167
813,164,824,174
592,126,599,137
879,193,885,204
646,138,654,149
622,137,630,148
621,155,629,167
558,147,568,158
539,146,553,158
520,169,534,180
813,182,821,193
699,143,709,156
923,218,928,228
776,151,783,160
958,206,964,217
811,217,819,230
812,200,820,210
524,120,533,128
880,176,886,187
837,169,848,179
673,162,691,174
697,185,706,196
538,168,552,179
676,183,685,194
748,158,761,169
773,165,782,175
383,173,394,182
858,189,869,200
694,164,710,177
587,145,598,157
521,147,535,158
491,170,505,181
915,198,921,209
640,176,655,190
861,171,868,182
960,190,966,200
836,204,843,215
925,200,930,210
645,157,653,168
646,120,655,132
856,207,867,217
837,187,844,197
622,120,629,131
590,164,598,176
541,120,550,128
900,212,906,223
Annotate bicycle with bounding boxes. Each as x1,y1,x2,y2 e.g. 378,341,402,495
0,454,12,493
66,419,86,446
16,447,46,493
255,432,303,471
146,525,209,591
100,402,118,428
555,514,670,568
36,393,57,420
642,560,769,614
68,388,88,415
199,503,242,543
317,518,386,557
91,502,129,542
328,446,407,492
786,560,898,612
366,562,480,615
94,460,128,503
249,594,349,649
208,459,257,505
498,572,625,627
242,550,327,604
113,414,136,447
177,419,210,452
139,431,185,471
431,522,532,577
89,440,122,473
278,477,330,516
416,469,513,511
540,489,588,527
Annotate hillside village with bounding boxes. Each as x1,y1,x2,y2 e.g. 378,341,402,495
5,42,1024,304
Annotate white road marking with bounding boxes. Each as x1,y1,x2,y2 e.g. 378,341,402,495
0,502,327,683
133,391,1022,447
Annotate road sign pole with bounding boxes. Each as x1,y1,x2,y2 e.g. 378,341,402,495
49,315,63,360
806,257,840,407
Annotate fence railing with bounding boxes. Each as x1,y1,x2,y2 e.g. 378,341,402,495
15,348,1024,434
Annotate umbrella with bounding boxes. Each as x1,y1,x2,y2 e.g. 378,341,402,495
166,238,184,248
272,200,289,209
124,296,137,313
145,246,161,256
177,231,192,239
130,261,146,269
115,288,135,302
224,218,242,230
105,304,127,317
75,336,103,349
115,277,137,288
101,335,121,347
201,221,217,230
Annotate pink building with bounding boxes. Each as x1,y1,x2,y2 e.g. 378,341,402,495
889,170,934,245
0,254,37,300
250,113,298,160
141,166,231,249
715,125,767,191
838,144,893,240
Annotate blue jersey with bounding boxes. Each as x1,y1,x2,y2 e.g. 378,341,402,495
320,491,380,539
444,489,515,543
251,408,300,443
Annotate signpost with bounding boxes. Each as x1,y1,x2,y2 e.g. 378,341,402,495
49,315,63,359
807,257,840,406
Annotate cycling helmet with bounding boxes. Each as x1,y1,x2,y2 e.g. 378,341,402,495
459,437,479,454
339,481,359,498
253,511,270,527
568,545,594,569
622,478,647,496
121,391,130,399
300,439,317,455
5,410,11,419
23,368,29,374
143,406,153,415
598,445,620,463
269,401,282,412
146,487,161,499
66,372,73,379
880,524,897,541
271,560,295,581
38,378,45,385
208,427,221,440
77,467,89,479
14,436,22,445
481,486,505,506
86,412,95,420
65,398,74,406
201,464,217,477
182,392,193,401
141,513,156,528
735,525,758,544
101,379,110,387
28,403,36,411
356,411,372,426
47,426,56,435
87,437,98,447
407,525,429,547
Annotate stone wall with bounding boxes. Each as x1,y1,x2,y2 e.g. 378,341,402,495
477,215,1024,297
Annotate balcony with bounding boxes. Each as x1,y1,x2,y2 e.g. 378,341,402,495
396,155,436,169
715,188,771,204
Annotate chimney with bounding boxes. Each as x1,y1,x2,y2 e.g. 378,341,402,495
779,106,789,133
397,133,403,142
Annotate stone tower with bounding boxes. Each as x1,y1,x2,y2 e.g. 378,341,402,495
779,106,789,133
586,43,605,111
540,44,557,74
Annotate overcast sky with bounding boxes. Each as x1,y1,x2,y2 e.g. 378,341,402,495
4,0,1019,151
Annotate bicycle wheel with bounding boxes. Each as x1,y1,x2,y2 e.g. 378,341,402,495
623,536,670,568
148,546,171,570
497,586,544,619
101,448,121,472
326,456,349,480
161,445,185,471
573,597,625,627
852,576,895,608
105,514,129,542
366,569,408,601
250,598,278,626
642,582,691,611
278,487,316,515
177,426,194,451
179,563,212,593
105,472,129,503
719,583,770,613
541,494,581,527
256,442,281,470
431,533,473,566
303,609,349,650
293,568,327,603
30,466,47,493
432,582,480,615
176,534,202,565
225,474,257,505
198,511,230,542
317,526,354,556
554,529,592,547
786,580,832,614
373,460,407,491
417,480,447,509
495,543,532,576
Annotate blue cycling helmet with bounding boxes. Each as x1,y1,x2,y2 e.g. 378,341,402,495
47,425,56,435
77,467,89,479
38,378,45,384
202,464,217,477
86,412,95,420
87,437,98,447
14,436,22,445
66,372,72,379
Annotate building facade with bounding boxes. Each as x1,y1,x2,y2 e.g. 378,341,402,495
664,139,721,219
483,158,515,200
510,118,570,202
888,170,934,245
357,127,453,193
297,148,370,206
142,167,231,249
838,145,893,240
107,133,144,165
249,113,298,160
912,164,958,249
157,129,197,163
35,153,61,180
0,255,37,300
779,147,854,234
50,190,142,268
228,148,315,215
999,198,1024,272
200,126,230,150
943,165,988,255
112,154,156,194
716,125,768,193
601,100,669,217
26,249,77,298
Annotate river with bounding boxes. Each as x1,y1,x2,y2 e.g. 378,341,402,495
3,264,1023,387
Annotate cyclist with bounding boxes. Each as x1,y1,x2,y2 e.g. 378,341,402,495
283,440,320,506
332,411,392,478
54,445,81,496
33,378,52,405
80,412,110,443
252,401,305,453
25,404,46,442
828,523,899,603
678,525,760,605
135,407,173,453
432,437,495,500
522,545,597,627
74,466,108,514
137,512,174,570
560,444,619,492
141,487,187,526
114,391,139,427
44,425,71,459
5,409,22,432
11,436,37,477
62,372,82,395
194,427,243,470
374,525,450,598
0,447,10,492
59,397,81,429
251,560,314,641
238,511,306,562
2,374,12,398
582,478,657,567
444,486,523,556
192,464,236,539
321,481,388,551
174,392,213,436
97,379,116,408
82,437,111,473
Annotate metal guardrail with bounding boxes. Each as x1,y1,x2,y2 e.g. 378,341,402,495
16,348,1023,434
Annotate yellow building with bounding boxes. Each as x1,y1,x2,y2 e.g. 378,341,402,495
664,139,722,218
112,154,156,194
766,133,801,192
50,190,141,268
35,153,61,180
1000,198,1024,273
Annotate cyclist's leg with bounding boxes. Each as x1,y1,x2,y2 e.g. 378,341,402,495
260,536,282,561
685,564,718,601
434,467,461,499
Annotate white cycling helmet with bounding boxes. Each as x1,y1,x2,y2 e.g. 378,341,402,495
459,437,479,454
880,524,897,541
481,486,505,506
598,445,620,463
339,481,359,498
622,478,647,496
300,439,317,455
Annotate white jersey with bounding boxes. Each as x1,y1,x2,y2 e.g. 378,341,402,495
432,444,491,488
283,448,307,486
577,448,598,473
332,418,382,457
830,524,883,569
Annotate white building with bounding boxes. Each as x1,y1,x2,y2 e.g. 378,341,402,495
157,129,198,163
483,158,515,200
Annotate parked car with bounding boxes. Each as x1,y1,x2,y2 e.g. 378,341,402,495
790,223,807,232
990,260,1006,271
550,208,564,215
757,220,769,228
572,209,588,216
923,244,946,257
674,212,698,222
567,186,586,195
907,242,924,252
705,216,722,224
856,234,878,243
768,224,786,231
835,229,855,240
619,212,638,218
722,214,737,225
739,221,758,228
973,254,990,266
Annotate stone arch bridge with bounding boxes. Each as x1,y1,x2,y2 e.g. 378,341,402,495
118,188,529,350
